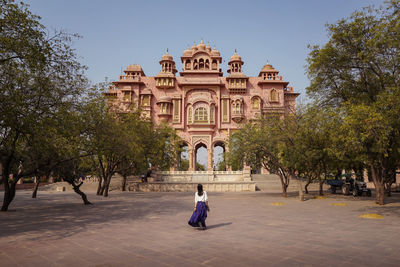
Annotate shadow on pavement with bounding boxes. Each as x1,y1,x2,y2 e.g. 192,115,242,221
0,192,194,240
207,222,232,229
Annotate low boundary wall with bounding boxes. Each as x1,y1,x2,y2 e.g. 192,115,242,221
127,182,256,192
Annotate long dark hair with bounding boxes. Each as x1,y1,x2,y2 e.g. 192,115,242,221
197,184,203,196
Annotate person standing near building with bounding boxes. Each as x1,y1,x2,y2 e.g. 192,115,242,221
188,184,209,230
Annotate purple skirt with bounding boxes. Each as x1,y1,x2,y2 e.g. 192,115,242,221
188,201,207,227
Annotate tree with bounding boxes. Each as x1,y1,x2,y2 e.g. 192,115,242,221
306,1,400,204
0,0,88,211
227,115,300,198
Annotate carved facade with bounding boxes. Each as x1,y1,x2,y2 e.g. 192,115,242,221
105,41,299,171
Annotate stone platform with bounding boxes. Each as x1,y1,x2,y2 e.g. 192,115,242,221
152,170,251,183
127,181,256,192
132,170,255,192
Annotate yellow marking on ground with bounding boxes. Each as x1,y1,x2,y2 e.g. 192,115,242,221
359,213,384,219
331,203,348,207
271,202,285,206
314,196,326,199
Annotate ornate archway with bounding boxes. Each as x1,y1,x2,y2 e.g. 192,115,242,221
194,142,207,171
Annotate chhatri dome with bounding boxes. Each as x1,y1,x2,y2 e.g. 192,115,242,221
230,49,242,62
161,49,173,61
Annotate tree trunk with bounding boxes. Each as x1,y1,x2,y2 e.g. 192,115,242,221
1,181,16,212
99,178,106,196
72,182,92,205
96,176,103,195
103,177,112,197
278,174,289,197
304,180,311,194
32,176,40,198
319,180,324,196
122,175,127,191
370,162,385,205
296,177,304,201
281,184,287,198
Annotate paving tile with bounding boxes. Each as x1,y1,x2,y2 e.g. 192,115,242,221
1,191,400,266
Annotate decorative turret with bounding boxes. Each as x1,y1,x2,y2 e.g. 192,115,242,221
258,62,280,80
180,40,222,76
156,49,177,89
227,49,248,93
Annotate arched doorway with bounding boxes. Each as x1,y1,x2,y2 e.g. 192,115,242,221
195,143,207,171
178,143,189,171
213,142,226,171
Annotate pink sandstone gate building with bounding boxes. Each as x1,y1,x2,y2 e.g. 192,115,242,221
106,41,299,173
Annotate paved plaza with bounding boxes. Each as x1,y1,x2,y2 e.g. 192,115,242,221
0,190,399,266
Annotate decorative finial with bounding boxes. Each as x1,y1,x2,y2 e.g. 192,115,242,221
234,49,237,54
193,41,196,46
166,48,169,54
200,39,204,44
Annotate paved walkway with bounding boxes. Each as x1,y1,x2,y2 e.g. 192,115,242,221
0,190,399,266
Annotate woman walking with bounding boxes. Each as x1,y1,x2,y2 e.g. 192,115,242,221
188,184,209,230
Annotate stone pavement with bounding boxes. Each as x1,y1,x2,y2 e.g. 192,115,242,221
0,190,399,267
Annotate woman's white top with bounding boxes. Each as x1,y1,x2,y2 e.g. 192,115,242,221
195,191,208,203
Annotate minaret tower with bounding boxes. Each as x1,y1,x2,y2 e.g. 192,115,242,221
155,49,177,89
227,49,248,93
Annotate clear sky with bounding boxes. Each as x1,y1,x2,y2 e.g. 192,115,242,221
25,0,385,103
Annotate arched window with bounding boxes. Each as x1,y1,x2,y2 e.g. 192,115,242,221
199,58,204,69
142,95,150,106
193,59,198,70
210,106,215,123
194,107,208,122
205,59,210,69
233,101,242,114
188,106,193,124
212,60,217,70
271,89,278,102
185,60,191,70
252,97,260,109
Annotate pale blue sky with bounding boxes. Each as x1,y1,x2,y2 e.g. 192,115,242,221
26,0,385,103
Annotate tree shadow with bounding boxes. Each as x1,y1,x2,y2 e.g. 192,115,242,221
207,222,232,229
0,191,194,240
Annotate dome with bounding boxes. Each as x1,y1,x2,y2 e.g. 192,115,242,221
211,47,220,56
197,40,206,50
125,64,143,72
261,63,277,72
230,50,242,62
183,46,192,57
161,49,173,61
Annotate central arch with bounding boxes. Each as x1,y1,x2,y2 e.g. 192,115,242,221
194,142,207,171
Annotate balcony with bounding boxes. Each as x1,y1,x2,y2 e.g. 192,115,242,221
231,111,245,123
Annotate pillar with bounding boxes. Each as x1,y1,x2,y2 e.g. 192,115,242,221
207,149,213,171
189,148,194,171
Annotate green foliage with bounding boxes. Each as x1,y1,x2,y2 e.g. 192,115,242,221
306,0,400,204
195,162,206,171
0,0,88,210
